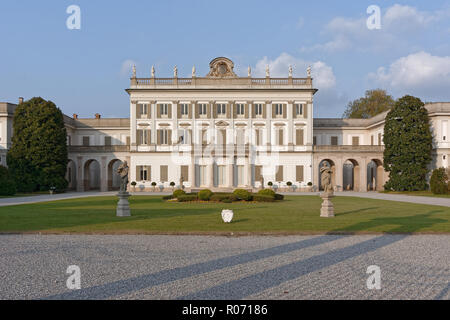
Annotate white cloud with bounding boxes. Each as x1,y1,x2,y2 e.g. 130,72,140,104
368,51,450,98
302,4,448,53
120,59,136,76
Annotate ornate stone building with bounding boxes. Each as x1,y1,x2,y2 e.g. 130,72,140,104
1,58,449,192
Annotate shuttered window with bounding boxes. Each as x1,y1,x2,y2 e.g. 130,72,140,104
296,129,304,146
296,165,304,182
275,165,283,182
331,136,338,146
160,165,168,182
104,136,111,146
82,136,90,146
352,136,360,146
180,165,189,181
255,165,263,182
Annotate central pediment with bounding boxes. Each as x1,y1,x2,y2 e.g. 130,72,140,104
206,57,237,78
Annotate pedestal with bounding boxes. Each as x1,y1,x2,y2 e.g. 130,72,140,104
116,192,131,217
320,192,335,218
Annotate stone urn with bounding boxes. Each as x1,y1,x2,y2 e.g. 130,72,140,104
320,191,335,218
221,209,234,223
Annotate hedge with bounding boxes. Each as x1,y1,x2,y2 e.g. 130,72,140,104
177,195,198,202
233,189,252,201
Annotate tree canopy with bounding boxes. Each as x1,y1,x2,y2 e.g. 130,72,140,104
383,95,432,191
7,97,68,192
343,89,395,119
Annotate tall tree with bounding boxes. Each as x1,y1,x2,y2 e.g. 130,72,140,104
7,97,68,192
383,95,432,191
343,89,395,119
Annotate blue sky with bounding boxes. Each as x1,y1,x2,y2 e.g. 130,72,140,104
1,0,450,118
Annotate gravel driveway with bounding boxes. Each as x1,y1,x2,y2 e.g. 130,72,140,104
0,234,448,300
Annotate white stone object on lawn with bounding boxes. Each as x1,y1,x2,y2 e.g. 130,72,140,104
221,209,234,223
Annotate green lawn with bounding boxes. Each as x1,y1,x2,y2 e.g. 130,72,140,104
0,191,50,199
0,195,449,234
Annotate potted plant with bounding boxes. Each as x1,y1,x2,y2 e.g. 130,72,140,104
273,184,279,192
151,182,157,192
170,181,175,191
159,184,164,192
131,181,137,192
139,184,145,192
49,186,56,195
267,181,273,189
307,181,313,191
286,181,292,192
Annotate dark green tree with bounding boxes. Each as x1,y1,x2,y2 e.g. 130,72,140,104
7,97,68,192
0,165,16,196
430,168,448,194
383,95,432,191
343,89,395,119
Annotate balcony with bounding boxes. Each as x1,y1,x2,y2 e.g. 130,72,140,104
68,145,130,153
313,145,384,152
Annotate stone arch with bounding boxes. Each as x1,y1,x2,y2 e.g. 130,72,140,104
367,159,384,191
343,159,360,191
108,159,123,191
66,159,77,190
84,159,101,191
319,159,336,191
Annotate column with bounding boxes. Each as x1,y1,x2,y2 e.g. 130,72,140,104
189,154,196,188
287,101,294,148
227,159,234,188
335,157,343,191
306,101,313,145
130,100,137,152
77,156,83,192
245,156,251,187
151,101,157,145
359,158,368,192
266,101,272,148
100,156,108,192
208,159,214,188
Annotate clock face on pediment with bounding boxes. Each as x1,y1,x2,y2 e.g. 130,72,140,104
206,57,237,78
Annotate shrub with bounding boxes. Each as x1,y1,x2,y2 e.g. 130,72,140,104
430,168,448,194
210,193,239,202
267,181,273,187
151,182,157,186
198,189,213,200
253,194,275,202
0,165,16,196
173,189,186,198
274,193,284,201
222,198,232,203
177,195,197,202
131,181,137,186
307,182,313,186
162,195,174,200
233,189,252,201
258,189,276,197
286,181,292,186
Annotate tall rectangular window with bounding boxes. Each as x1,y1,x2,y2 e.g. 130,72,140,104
217,103,226,115
352,136,360,146
237,165,244,186
277,129,284,146
296,165,304,182
295,103,303,116
274,104,283,116
159,104,169,116
255,129,263,146
236,103,245,115
137,165,150,181
199,103,207,115
217,165,225,186
141,104,148,116
82,136,90,146
254,103,263,116
296,129,304,146
178,129,189,145
180,104,189,116
160,129,169,145
104,136,112,146
276,165,283,182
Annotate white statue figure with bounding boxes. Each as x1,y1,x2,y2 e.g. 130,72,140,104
221,209,234,223
265,65,270,77
289,65,293,77
151,65,155,78
132,65,136,78
192,65,196,77
248,66,251,77
307,65,311,77
174,65,178,78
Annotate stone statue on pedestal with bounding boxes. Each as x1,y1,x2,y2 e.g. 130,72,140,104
116,161,131,217
117,161,129,193
320,164,335,217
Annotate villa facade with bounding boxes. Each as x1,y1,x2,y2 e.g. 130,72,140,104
1,57,449,192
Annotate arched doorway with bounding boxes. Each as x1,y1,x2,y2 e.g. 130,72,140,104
66,160,77,190
84,159,100,191
343,159,360,191
367,159,383,191
108,159,123,191
319,159,336,191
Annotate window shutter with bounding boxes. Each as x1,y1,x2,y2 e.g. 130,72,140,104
157,130,161,145
233,103,237,118
195,103,199,118
272,104,276,118
188,103,193,118
146,130,151,145
255,166,262,182
252,104,256,118
296,129,304,146
157,104,161,118
207,104,211,118
136,166,141,181
293,104,297,118
177,104,181,118
213,103,217,118
181,165,189,181
160,165,168,182
304,104,308,119
276,166,283,182
283,104,287,118
188,129,192,145
296,165,304,182
167,130,172,145
136,104,142,119
146,165,151,181
168,104,172,118
278,129,284,145
352,136,359,146
244,104,249,118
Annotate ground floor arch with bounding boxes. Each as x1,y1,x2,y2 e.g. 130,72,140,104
108,159,122,191
343,159,360,191
84,159,101,191
367,159,384,191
